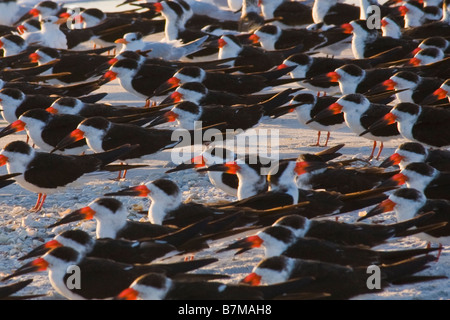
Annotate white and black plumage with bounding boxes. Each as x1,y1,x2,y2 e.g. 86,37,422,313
1,246,218,300
0,141,136,211
309,94,401,160
0,108,88,155
359,188,450,245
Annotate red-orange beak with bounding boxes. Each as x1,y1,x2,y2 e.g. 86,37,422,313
103,70,118,81
46,107,58,114
382,79,397,90
29,8,40,17
408,57,421,66
108,58,118,65
0,155,8,166
341,23,353,34
327,72,341,82
249,34,260,44
218,39,227,48
47,206,96,228
116,287,139,300
399,5,409,16
379,153,404,168
357,198,396,221
224,161,241,174
29,53,40,63
241,272,262,286
17,25,27,34
328,103,343,114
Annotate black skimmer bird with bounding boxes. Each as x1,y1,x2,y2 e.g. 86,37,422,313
152,64,298,96
421,78,450,105
379,162,450,201
374,71,445,104
104,177,278,229
306,64,397,97
360,102,450,148
294,157,400,193
13,1,64,25
342,19,418,59
379,142,450,171
115,272,316,300
159,81,297,106
409,47,446,66
49,197,255,249
221,211,439,251
259,0,313,27
51,116,199,179
19,229,178,265
219,219,438,266
309,94,401,160
0,140,135,211
400,0,443,28
48,198,178,240
0,109,88,155
166,146,239,197
28,47,112,85
0,88,106,124
215,34,305,73
15,18,41,39
2,246,219,300
358,188,450,246
206,156,396,219
312,0,360,26
148,88,297,130
249,24,324,52
103,58,180,103
250,23,350,54
401,0,450,39
317,59,450,97
45,97,162,119
114,32,208,60
238,0,266,33
290,93,345,147
241,255,442,299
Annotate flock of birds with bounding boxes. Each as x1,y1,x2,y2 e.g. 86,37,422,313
0,0,449,300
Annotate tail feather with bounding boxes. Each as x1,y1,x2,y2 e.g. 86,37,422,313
89,144,138,168
180,36,209,57
380,255,438,282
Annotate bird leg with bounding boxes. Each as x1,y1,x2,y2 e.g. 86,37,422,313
436,243,443,261
375,142,384,160
310,131,322,147
30,193,47,212
324,131,330,147
368,141,377,160
144,99,150,108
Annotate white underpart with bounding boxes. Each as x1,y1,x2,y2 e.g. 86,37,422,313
403,168,438,193
89,201,128,239
391,109,422,144
147,184,183,224
77,123,108,153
